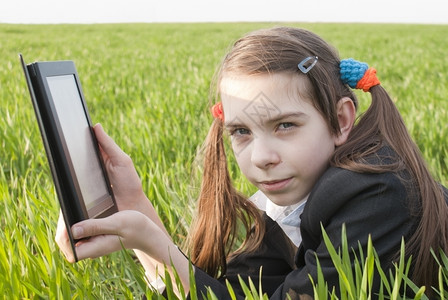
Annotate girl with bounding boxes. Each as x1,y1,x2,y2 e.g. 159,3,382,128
56,27,448,299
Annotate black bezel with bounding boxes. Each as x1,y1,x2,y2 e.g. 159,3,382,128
20,54,118,262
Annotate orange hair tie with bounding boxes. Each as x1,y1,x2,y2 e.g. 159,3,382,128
211,102,224,121
356,67,381,92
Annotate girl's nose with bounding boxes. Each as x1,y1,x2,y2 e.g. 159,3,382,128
250,137,281,169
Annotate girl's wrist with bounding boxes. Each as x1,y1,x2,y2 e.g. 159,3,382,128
134,194,153,215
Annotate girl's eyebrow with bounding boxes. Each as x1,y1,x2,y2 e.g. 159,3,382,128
224,123,244,131
266,112,308,124
224,112,308,129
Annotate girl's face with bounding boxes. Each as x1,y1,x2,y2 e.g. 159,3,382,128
221,73,338,206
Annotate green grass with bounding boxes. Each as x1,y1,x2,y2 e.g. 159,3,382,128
0,22,447,298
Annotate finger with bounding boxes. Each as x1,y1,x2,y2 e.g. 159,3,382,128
55,211,77,263
93,124,129,163
55,211,68,243
75,234,123,260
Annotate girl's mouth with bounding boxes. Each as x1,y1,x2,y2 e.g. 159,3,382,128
259,177,292,192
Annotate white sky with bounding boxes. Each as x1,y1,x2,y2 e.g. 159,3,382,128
1,0,447,24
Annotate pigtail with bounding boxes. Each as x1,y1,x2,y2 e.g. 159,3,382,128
368,86,448,289
187,119,264,277
334,81,448,289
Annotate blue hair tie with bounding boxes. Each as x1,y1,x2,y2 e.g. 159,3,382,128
340,58,369,88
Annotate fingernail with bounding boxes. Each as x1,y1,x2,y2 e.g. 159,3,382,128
72,226,83,239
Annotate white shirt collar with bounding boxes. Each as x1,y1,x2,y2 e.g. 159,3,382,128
249,190,308,247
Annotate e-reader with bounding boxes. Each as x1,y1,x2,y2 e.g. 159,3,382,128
20,54,118,262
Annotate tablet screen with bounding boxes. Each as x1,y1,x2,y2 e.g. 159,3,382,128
47,75,114,218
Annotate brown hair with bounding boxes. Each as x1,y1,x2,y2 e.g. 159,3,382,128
187,27,448,289
186,119,264,277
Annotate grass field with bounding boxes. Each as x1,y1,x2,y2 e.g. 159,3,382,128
1,22,447,298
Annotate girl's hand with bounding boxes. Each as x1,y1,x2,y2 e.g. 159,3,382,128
93,124,168,233
71,210,163,259
70,211,191,292
56,210,169,262
93,124,149,213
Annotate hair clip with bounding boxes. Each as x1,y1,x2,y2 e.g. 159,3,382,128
298,56,318,74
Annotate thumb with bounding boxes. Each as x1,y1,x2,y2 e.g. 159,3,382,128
72,217,119,240
93,123,130,164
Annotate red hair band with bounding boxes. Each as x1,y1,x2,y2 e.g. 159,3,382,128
211,102,224,121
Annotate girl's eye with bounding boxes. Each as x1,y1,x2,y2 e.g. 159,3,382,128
230,128,251,136
277,122,295,130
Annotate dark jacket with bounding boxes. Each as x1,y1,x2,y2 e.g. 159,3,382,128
218,213,297,297
193,154,447,299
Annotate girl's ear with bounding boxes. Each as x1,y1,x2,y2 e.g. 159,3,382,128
334,97,356,146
